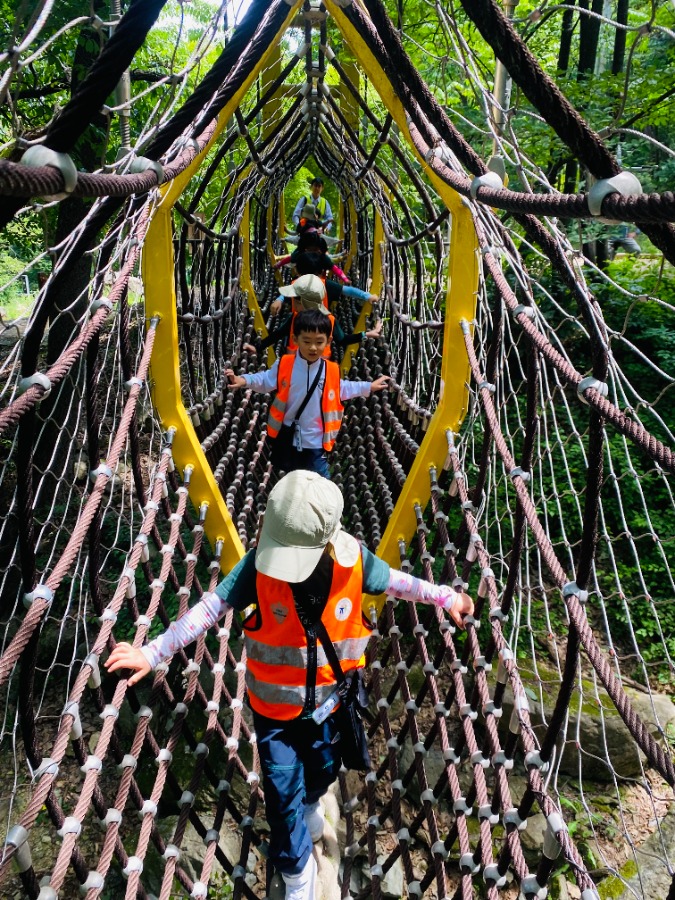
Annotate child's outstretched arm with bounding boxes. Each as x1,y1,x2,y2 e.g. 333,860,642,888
370,375,390,392
386,568,475,630
225,369,247,389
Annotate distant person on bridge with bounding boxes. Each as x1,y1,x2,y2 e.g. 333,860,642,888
244,274,382,362
292,176,333,233
105,470,475,900
228,307,388,478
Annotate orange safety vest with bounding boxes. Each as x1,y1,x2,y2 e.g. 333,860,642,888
266,354,344,451
244,556,371,720
287,310,334,357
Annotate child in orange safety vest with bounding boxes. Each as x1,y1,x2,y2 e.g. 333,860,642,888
105,471,475,900
228,308,388,479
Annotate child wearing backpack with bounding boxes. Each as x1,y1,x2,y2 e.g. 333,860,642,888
228,308,389,478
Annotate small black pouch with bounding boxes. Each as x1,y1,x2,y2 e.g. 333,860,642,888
268,423,297,469
334,668,371,771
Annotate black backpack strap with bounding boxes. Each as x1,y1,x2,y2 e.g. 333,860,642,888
293,359,324,422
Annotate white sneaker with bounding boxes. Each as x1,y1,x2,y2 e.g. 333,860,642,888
282,854,317,900
304,801,325,842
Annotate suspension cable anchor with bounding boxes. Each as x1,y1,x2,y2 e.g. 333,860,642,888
587,171,642,217
17,372,52,400
562,581,589,604
21,145,78,201
5,825,32,873
470,171,503,199
577,376,608,405
129,156,164,183
23,584,54,610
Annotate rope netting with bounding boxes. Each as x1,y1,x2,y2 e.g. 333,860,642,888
0,1,674,899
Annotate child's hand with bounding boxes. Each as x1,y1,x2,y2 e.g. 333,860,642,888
270,299,283,315
441,590,475,629
104,642,152,686
366,320,383,340
370,375,390,393
225,369,246,389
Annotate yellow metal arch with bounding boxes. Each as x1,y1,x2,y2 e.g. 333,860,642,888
323,0,480,597
142,1,304,574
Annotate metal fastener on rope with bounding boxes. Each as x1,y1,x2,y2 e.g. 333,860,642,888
117,754,137,771
122,857,143,877
102,808,122,826
503,808,527,830
459,853,480,874
577,376,608,405
90,464,112,483
58,817,82,837
85,653,101,688
90,297,112,314
478,804,500,824
129,156,164,183
521,873,547,899
21,145,78,200
163,844,180,860
510,466,531,482
470,171,504,199
139,800,158,819
191,884,207,899
23,584,54,610
512,304,535,319
477,380,496,392
483,864,507,888
81,872,105,892
587,171,642,217
80,755,102,773
543,812,566,859
562,581,589,604
525,750,549,772
37,887,58,900
63,701,82,740
5,825,32,873
17,373,52,400
125,377,143,391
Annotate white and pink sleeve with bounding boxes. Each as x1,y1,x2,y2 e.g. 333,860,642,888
385,569,456,610
140,591,228,669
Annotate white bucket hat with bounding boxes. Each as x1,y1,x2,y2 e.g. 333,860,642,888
255,471,360,583
278,273,327,310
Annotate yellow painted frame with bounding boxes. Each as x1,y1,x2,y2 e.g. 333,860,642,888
323,1,479,601
142,0,304,574
340,209,383,374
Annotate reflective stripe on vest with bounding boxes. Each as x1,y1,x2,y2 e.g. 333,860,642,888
265,354,344,451
244,556,369,720
266,355,294,439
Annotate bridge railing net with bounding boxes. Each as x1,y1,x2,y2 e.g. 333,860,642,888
0,1,674,899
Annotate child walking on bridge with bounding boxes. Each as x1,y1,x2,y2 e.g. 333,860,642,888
105,471,474,900
230,307,388,478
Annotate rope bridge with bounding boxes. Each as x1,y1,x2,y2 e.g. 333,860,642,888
0,1,674,898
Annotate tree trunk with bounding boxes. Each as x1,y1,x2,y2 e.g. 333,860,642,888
612,0,629,74
557,0,576,73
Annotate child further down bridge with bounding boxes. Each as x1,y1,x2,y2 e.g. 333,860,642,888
228,307,389,479
105,471,475,900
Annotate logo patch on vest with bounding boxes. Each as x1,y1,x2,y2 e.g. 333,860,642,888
271,603,289,624
335,598,352,621
328,389,336,401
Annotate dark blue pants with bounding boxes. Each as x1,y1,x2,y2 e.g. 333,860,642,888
287,447,330,479
253,710,341,875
